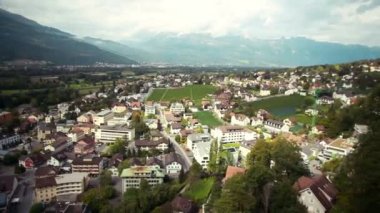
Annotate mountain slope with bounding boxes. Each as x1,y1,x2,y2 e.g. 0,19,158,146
0,9,136,65
123,34,380,66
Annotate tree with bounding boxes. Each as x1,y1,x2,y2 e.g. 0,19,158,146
215,174,256,212
246,139,271,168
15,164,26,174
175,135,181,143
99,170,113,186
269,181,307,213
188,160,203,183
108,138,126,155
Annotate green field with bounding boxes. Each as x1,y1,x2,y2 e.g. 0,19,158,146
147,85,217,105
194,111,223,128
184,177,215,203
242,94,310,118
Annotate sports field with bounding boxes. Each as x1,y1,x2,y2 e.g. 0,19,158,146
147,84,217,105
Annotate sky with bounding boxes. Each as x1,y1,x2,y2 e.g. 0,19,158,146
1,0,380,46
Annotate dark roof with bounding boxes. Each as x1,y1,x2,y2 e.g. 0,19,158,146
135,138,169,148
171,122,182,129
163,152,183,166
35,165,59,178
146,157,163,167
0,175,16,194
72,156,102,165
35,176,57,189
171,195,197,213
294,175,338,211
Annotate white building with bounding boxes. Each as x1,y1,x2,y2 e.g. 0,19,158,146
193,142,211,169
211,125,257,145
95,125,135,144
120,166,164,193
93,109,114,126
263,119,290,134
107,115,131,126
186,133,211,151
0,134,21,150
169,102,185,114
145,105,156,115
231,114,251,126
55,173,88,197
319,137,356,161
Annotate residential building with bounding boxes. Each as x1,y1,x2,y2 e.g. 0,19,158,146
231,113,251,126
95,125,135,144
35,165,59,179
239,140,257,165
169,102,185,115
170,122,182,134
37,122,56,141
19,153,48,169
76,111,95,123
74,137,95,155
71,156,103,176
193,142,211,169
319,138,356,161
35,176,57,203
55,173,88,198
67,129,85,143
93,109,114,126
0,134,21,150
135,138,170,151
211,125,257,144
145,105,156,115
263,119,290,133
354,124,368,135
107,115,131,126
112,104,127,114
293,175,337,213
316,96,334,105
120,166,164,192
186,133,211,151
47,152,67,167
44,138,70,154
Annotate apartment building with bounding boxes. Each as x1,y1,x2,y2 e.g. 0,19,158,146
55,173,88,197
35,176,57,203
95,125,135,144
93,109,114,126
186,133,211,151
319,138,356,161
193,142,211,169
169,102,185,115
120,166,164,193
71,156,103,176
211,125,256,145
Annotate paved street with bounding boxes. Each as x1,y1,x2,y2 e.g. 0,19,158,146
8,169,35,213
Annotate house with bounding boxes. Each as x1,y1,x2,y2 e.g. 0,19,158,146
129,101,142,111
44,138,70,154
231,113,251,126
316,96,334,105
239,140,257,165
35,176,57,203
305,109,319,116
67,129,85,143
145,119,158,130
19,153,48,169
259,85,271,96
319,137,356,161
312,125,325,135
223,166,246,183
37,122,56,141
162,152,183,175
293,175,337,213
144,105,156,115
74,137,95,155
354,124,368,135
193,142,211,169
112,104,127,114
76,111,95,123
135,138,170,151
186,133,211,151
170,102,185,115
263,119,290,134
170,122,182,134
120,166,164,192
35,165,59,179
47,152,68,167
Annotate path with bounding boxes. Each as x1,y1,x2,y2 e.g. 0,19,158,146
159,88,169,101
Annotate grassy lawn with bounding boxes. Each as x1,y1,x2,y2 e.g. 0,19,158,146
194,111,223,128
292,114,314,125
184,177,215,203
147,85,217,105
243,94,309,118
222,142,240,149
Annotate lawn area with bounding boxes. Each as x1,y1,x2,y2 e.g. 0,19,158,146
292,114,314,125
242,94,310,118
147,85,217,105
194,111,223,128
184,177,215,203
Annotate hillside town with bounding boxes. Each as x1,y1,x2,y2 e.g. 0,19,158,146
0,60,379,213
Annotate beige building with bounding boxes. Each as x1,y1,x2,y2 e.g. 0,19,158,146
120,166,164,193
95,125,135,144
35,176,57,203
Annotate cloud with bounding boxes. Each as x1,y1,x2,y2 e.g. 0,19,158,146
0,0,379,46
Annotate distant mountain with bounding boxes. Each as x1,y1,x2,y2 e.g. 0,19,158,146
122,33,380,67
0,9,136,65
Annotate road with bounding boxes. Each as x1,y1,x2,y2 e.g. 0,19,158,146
8,169,35,213
162,131,192,172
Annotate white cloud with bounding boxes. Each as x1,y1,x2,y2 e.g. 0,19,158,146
1,0,379,46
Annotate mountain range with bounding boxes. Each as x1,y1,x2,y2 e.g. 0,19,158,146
1,8,380,67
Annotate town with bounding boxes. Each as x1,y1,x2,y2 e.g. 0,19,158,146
0,59,379,213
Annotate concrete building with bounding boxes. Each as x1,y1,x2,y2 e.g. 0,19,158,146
35,176,56,203
145,105,156,115
211,125,257,145
319,138,356,161
120,166,164,193
186,133,211,151
93,109,114,126
95,125,135,144
55,173,88,198
71,156,103,176
193,142,211,169
169,102,185,115
0,134,21,150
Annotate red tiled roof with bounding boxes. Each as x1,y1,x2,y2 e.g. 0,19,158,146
223,166,246,183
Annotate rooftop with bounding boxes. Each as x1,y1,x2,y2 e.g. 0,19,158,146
55,173,88,184
96,109,112,117
120,166,164,178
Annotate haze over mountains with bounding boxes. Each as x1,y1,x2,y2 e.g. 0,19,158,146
1,8,380,67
